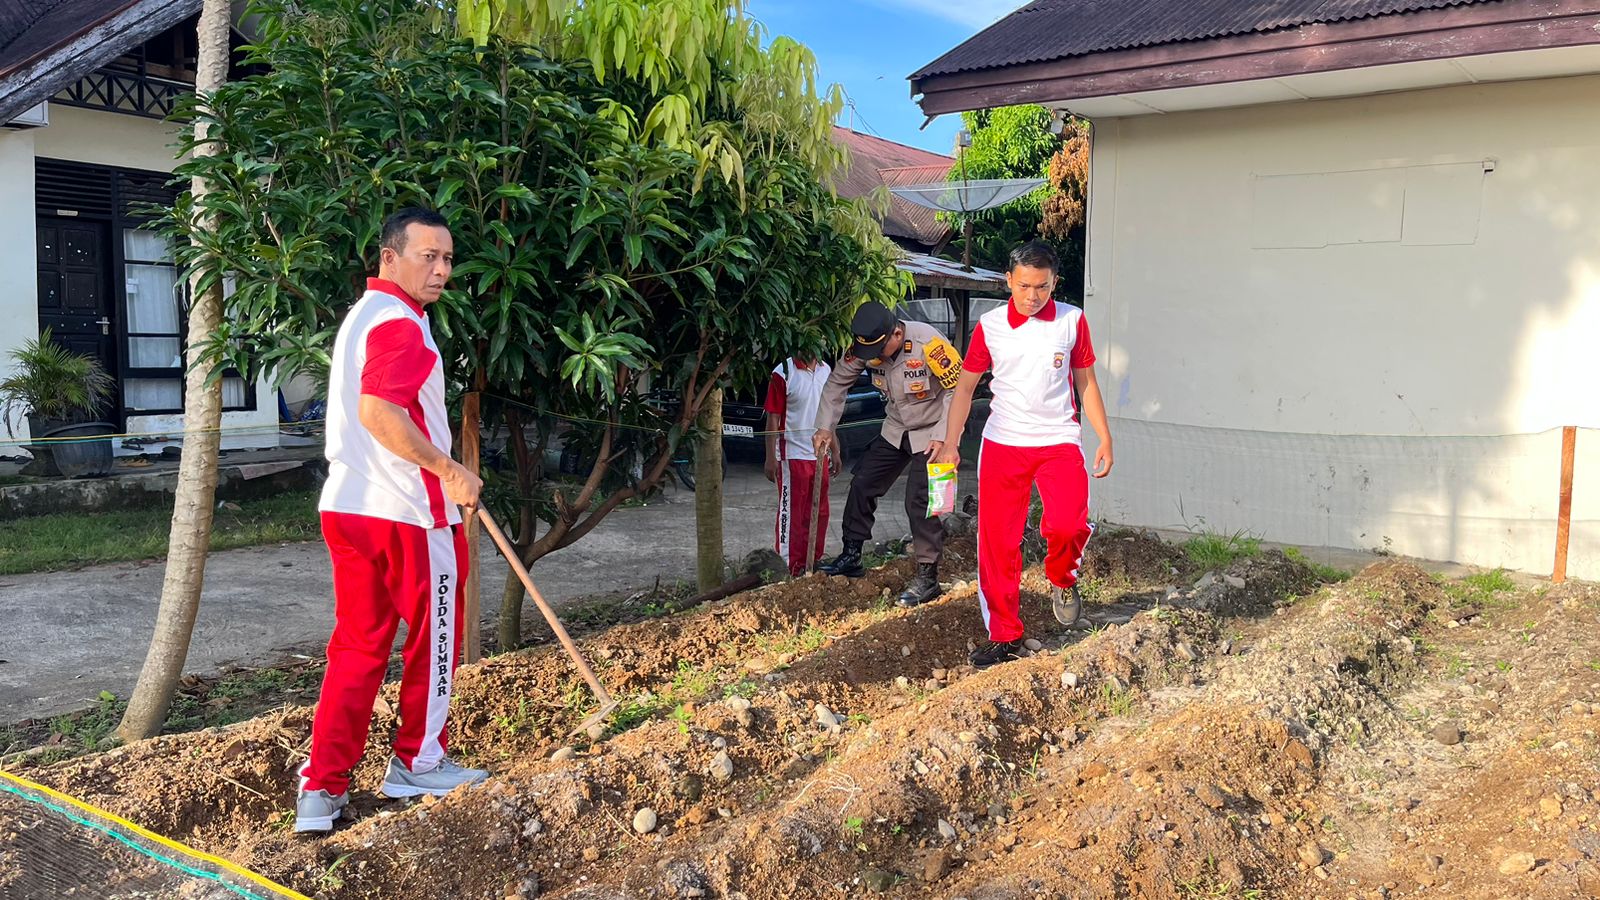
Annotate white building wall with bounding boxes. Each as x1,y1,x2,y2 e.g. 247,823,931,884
0,127,37,446
30,104,277,452
1083,74,1600,577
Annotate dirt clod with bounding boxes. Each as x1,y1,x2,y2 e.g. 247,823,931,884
1497,852,1536,875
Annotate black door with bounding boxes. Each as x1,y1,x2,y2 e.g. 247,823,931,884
36,217,118,423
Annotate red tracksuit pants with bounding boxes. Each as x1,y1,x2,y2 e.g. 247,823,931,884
776,458,830,577
977,440,1094,642
303,511,467,795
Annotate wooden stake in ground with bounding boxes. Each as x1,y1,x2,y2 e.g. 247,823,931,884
477,508,618,733
1554,425,1577,584
459,390,482,662
118,0,232,743
807,451,826,575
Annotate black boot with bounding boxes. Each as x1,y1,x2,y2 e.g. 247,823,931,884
896,563,941,608
819,540,866,578
969,639,1026,669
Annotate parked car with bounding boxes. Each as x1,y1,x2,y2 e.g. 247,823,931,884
723,369,990,471
721,369,885,468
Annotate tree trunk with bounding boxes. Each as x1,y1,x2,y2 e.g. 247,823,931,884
117,0,230,743
497,406,540,651
695,389,724,593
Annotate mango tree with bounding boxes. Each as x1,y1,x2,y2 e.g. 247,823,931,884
161,0,906,657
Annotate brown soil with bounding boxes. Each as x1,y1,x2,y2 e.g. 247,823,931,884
6,534,1600,900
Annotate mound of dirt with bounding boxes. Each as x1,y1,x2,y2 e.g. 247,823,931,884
8,536,1600,900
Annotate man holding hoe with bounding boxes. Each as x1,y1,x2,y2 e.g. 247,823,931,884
295,208,489,832
935,240,1114,669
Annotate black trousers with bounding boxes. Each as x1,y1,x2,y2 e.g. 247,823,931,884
841,434,945,565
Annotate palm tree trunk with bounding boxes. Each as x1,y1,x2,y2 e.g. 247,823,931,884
117,0,231,742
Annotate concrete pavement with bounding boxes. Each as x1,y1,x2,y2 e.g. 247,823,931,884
0,460,934,722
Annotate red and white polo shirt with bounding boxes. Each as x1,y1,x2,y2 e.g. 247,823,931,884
319,278,459,529
963,299,1097,447
763,358,831,462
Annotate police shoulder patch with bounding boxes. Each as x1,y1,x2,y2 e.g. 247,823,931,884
923,336,963,389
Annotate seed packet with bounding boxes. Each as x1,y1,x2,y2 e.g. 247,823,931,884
926,462,957,518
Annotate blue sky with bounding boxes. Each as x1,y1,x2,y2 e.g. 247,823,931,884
745,0,1022,156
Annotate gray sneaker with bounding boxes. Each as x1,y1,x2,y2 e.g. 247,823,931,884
1051,584,1083,626
294,788,348,833
380,756,489,798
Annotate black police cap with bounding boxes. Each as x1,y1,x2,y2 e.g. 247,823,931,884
848,302,896,358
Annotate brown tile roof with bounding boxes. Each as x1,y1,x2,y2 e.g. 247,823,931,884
912,0,1502,80
832,127,955,249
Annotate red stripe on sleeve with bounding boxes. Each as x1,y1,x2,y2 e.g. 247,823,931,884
1070,312,1096,369
361,319,436,406
763,372,787,417
962,322,992,373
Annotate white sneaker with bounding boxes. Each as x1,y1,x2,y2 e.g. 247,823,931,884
380,756,489,798
294,763,347,833
294,787,349,833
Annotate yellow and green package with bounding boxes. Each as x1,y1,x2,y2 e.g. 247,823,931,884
926,462,957,518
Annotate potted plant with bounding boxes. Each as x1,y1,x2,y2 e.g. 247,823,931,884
0,329,117,477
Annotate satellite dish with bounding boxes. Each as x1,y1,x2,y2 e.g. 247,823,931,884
888,178,1045,213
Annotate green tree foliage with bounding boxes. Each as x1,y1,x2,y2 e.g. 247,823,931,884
945,106,1087,301
165,0,906,644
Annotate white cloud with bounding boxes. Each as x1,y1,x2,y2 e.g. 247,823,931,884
870,0,1025,30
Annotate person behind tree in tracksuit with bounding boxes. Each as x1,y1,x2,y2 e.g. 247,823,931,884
294,208,489,833
935,240,1114,669
764,356,842,578
812,300,963,607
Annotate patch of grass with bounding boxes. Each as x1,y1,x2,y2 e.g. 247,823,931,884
669,660,720,698
1183,530,1261,569
668,704,693,735
49,690,123,752
1446,568,1521,611
0,490,321,574
861,539,907,569
1100,681,1135,717
757,624,831,658
1496,659,1514,673
722,679,760,700
1283,546,1352,582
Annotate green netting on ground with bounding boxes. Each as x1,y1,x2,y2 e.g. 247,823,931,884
0,772,306,900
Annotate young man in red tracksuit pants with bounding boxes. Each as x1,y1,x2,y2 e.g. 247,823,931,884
764,357,841,577
936,240,1115,668
295,208,488,833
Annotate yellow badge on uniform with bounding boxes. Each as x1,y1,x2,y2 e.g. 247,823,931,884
924,336,962,389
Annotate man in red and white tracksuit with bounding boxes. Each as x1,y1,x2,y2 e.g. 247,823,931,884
764,357,840,577
295,208,488,833
936,240,1115,669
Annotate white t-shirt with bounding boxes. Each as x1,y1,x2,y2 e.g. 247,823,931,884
763,358,831,462
319,279,460,528
964,300,1097,447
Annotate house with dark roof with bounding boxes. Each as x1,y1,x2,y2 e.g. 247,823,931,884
914,0,1599,578
1,0,278,457
830,126,1007,350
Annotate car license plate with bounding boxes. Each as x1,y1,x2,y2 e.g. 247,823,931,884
722,424,754,436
